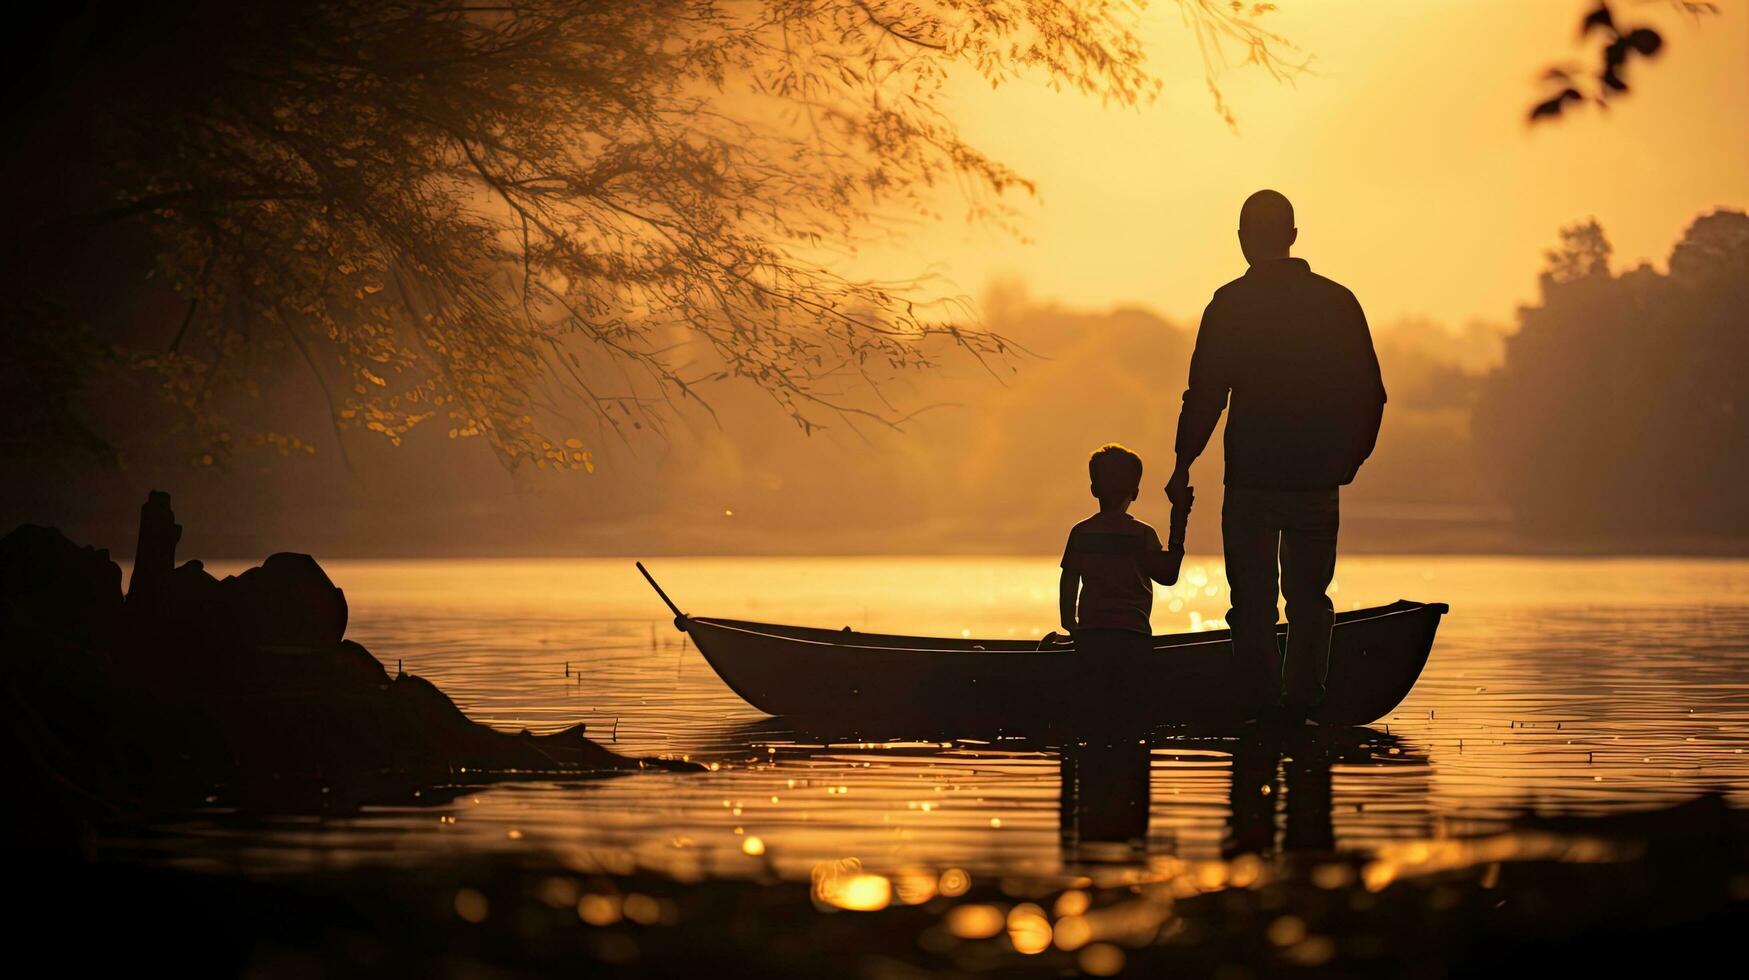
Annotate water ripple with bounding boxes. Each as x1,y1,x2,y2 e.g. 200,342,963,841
107,556,1749,881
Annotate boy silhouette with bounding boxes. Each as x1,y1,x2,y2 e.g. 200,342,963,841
1057,444,1189,664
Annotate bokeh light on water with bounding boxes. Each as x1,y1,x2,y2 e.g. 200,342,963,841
109,556,1749,883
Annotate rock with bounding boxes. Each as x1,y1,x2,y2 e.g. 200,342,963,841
125,490,180,610
213,552,348,650
4,490,697,838
0,523,123,648
333,639,391,687
1,524,129,854
522,723,697,772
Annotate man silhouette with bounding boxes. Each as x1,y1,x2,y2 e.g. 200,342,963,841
1165,190,1386,721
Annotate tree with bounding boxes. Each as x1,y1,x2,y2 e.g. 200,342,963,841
1541,218,1612,285
1473,210,1749,537
1,0,1293,472
1668,208,1749,282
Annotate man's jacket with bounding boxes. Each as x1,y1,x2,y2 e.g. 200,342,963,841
1175,257,1386,490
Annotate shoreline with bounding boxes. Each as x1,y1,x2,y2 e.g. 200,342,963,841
40,792,1749,977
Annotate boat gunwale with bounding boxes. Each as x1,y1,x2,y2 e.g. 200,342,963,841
687,599,1447,657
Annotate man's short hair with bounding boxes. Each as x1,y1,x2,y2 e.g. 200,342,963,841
1089,443,1144,498
1240,189,1295,237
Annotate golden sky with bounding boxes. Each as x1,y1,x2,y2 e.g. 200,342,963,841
856,0,1749,330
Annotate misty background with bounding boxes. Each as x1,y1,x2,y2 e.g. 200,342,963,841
7,208,1741,560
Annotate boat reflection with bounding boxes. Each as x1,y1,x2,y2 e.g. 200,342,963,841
735,718,1431,869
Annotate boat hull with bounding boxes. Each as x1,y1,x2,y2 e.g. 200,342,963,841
686,600,1447,730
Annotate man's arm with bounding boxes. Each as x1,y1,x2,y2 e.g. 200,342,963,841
1347,293,1388,478
1169,298,1230,495
1059,569,1079,634
1142,526,1183,586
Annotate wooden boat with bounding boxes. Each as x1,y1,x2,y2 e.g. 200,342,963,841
639,564,1447,730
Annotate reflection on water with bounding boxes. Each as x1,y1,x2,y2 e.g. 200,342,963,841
106,556,1749,883
1060,739,1152,858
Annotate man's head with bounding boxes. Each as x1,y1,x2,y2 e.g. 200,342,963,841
1088,443,1143,509
1238,189,1297,265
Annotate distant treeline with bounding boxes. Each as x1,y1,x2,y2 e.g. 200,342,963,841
1475,210,1748,538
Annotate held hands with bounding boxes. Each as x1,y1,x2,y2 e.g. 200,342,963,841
1164,465,1192,506
1167,484,1195,512
1164,466,1194,555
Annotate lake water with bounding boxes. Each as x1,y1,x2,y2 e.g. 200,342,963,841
113,555,1749,886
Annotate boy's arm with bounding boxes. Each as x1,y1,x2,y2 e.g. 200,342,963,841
1144,550,1182,586
1146,486,1194,585
1143,527,1185,586
1058,569,1079,634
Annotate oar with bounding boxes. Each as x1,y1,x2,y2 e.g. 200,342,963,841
636,561,690,633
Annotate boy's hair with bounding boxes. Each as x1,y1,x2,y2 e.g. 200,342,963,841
1088,443,1144,499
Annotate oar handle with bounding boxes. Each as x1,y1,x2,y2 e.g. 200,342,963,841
636,561,690,632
